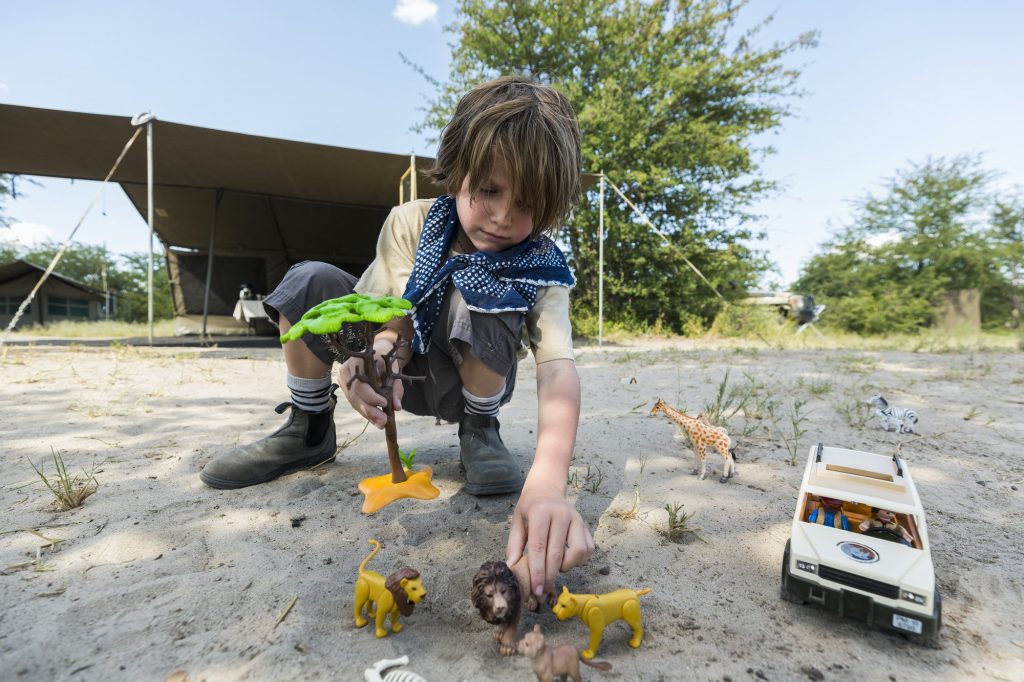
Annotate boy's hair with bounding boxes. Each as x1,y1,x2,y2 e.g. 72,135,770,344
429,75,582,236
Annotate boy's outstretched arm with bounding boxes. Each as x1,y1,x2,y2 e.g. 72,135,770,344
506,358,594,598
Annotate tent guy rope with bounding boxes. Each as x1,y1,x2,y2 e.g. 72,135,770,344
0,124,143,357
602,175,774,349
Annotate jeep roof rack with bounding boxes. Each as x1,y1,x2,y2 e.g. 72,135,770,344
808,445,915,507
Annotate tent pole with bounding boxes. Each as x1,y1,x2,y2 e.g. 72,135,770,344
598,172,605,346
202,190,223,338
410,153,417,200
146,119,154,345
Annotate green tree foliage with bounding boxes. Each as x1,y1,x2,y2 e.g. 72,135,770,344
413,0,817,332
0,240,173,322
115,251,174,322
795,155,1018,333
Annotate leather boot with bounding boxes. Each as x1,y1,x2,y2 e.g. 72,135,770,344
200,389,338,489
458,414,523,496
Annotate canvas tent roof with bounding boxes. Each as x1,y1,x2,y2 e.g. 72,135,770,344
0,103,453,333
0,103,444,267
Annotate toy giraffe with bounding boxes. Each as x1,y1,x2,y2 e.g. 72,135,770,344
650,398,737,483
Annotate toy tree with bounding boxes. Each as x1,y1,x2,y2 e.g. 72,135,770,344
280,293,439,513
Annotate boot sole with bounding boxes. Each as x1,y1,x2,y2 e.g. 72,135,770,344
463,479,523,496
459,466,524,496
200,453,337,490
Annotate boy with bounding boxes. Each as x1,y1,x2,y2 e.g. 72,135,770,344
200,76,594,598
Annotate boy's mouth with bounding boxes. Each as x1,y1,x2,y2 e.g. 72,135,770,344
480,230,507,241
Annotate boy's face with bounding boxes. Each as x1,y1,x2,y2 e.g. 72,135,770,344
455,159,534,253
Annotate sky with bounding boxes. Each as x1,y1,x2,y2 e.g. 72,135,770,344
2,1,1023,287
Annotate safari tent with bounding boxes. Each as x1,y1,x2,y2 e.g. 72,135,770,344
0,103,444,335
0,259,107,329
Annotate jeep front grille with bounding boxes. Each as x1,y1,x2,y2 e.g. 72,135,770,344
818,565,899,599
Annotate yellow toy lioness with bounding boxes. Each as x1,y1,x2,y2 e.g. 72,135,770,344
353,539,426,638
552,585,651,659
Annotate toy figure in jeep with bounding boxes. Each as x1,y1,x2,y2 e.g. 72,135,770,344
806,496,850,530
859,507,915,546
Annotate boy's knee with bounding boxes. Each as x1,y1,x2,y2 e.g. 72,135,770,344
290,261,350,287
441,289,524,376
457,328,518,380
271,260,358,303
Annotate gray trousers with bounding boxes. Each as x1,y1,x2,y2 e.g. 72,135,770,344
263,261,523,422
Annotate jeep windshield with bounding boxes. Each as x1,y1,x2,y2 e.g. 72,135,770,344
799,492,924,550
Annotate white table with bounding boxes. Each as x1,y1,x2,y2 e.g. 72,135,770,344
232,298,273,333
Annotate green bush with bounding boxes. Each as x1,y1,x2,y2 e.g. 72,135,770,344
823,292,935,335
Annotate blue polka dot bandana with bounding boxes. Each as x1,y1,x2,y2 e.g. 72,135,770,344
402,195,575,353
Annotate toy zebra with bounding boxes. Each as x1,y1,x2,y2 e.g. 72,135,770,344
866,394,918,434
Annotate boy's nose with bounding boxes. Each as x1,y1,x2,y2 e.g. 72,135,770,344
490,201,512,227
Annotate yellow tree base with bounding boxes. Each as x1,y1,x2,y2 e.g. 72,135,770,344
358,466,440,514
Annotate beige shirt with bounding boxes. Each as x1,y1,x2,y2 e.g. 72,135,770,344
355,199,575,364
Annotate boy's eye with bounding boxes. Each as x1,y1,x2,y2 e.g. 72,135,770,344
479,187,498,196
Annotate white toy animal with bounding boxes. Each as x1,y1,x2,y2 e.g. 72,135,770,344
364,656,427,682
866,394,918,434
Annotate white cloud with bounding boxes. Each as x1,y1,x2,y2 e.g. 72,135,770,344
0,222,56,248
393,0,439,25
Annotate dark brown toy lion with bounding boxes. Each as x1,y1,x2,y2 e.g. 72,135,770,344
471,558,549,656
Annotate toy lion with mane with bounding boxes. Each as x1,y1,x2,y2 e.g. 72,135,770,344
354,539,426,638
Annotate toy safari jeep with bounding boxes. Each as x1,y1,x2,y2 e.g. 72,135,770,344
781,443,941,646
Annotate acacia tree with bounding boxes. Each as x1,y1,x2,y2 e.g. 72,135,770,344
989,196,1024,327
413,0,816,332
794,155,1010,333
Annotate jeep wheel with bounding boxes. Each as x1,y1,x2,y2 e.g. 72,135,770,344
911,589,942,648
780,539,804,604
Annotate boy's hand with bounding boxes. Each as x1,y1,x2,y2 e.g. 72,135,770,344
338,353,404,429
506,480,594,599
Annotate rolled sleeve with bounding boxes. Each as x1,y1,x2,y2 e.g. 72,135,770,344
527,285,575,364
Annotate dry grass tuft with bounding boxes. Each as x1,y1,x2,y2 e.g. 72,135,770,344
662,502,704,543
609,481,642,520
30,448,99,510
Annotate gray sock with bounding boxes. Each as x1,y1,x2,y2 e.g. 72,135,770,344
462,383,505,417
287,374,332,413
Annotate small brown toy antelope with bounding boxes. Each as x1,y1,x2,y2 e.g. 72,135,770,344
650,398,738,482
471,557,552,656
518,624,612,682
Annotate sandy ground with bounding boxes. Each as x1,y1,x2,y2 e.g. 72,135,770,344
1,338,1022,682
